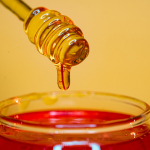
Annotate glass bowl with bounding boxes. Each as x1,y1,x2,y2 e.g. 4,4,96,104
0,91,150,150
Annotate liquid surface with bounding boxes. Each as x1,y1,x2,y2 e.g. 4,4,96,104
24,7,89,90
0,110,150,150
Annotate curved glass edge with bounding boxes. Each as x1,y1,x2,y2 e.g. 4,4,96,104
0,91,150,134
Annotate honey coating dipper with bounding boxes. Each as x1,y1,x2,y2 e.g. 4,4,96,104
1,0,89,90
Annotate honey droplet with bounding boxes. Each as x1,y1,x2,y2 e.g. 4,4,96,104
56,64,71,90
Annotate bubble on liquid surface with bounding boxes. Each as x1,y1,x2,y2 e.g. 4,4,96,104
43,95,58,105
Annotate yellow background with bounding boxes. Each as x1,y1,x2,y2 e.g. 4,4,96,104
0,0,150,103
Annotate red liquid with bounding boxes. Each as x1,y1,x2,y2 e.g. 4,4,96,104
0,110,150,150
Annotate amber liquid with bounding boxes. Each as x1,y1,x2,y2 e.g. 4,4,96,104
0,110,150,150
1,1,89,90
24,7,89,90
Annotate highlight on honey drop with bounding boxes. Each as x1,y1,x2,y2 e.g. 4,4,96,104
24,7,89,90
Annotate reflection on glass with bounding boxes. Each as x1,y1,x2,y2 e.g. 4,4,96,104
53,142,101,150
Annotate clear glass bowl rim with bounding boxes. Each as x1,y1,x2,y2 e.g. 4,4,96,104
0,91,150,134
